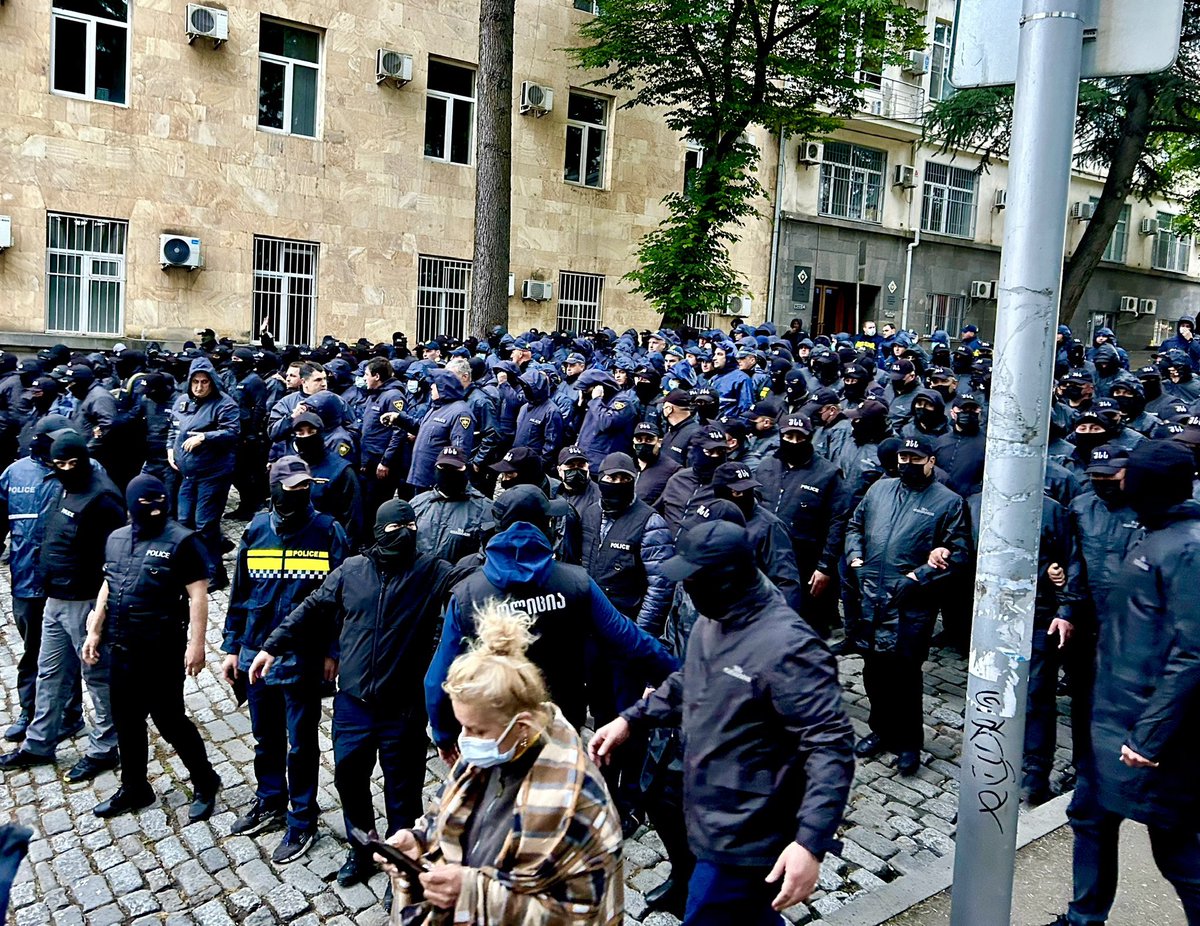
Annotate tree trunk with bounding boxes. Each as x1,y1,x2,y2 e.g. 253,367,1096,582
469,0,516,339
1059,78,1155,327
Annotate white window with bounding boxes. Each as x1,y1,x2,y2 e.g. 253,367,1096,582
573,0,600,12
927,293,967,335
1153,212,1192,274
819,141,886,223
258,19,321,138
46,213,127,336
417,256,472,343
565,92,609,189
921,162,977,238
929,20,954,103
684,145,705,194
558,271,604,332
51,0,129,105
425,61,475,165
253,236,319,345
1090,197,1131,264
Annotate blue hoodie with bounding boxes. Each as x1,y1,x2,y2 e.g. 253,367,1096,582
169,357,241,479
513,369,565,469
407,369,475,489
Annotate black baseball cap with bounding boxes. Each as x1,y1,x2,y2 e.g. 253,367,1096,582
890,360,916,380
269,455,312,488
558,445,589,465
491,484,568,532
634,421,662,439
664,388,693,408
436,446,468,469
779,414,814,435
712,462,761,492
899,434,935,458
1086,444,1128,475
660,520,755,581
599,452,638,478
696,424,728,450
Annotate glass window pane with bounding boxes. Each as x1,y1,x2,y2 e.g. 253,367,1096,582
258,60,286,130
291,64,318,136
53,0,127,23
53,17,88,96
282,25,319,63
564,125,583,182
260,19,285,56
428,61,474,97
94,22,127,104
585,127,605,187
450,99,472,164
568,93,606,125
424,96,447,158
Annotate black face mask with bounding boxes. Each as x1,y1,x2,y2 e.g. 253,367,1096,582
68,382,89,400
713,485,756,520
785,381,808,405
561,468,590,494
852,417,886,446
777,439,813,468
633,442,659,463
932,384,957,404
293,433,324,462
842,380,867,402
435,466,469,498
565,371,581,385
683,566,747,621
1091,479,1125,506
689,447,726,484
53,463,91,492
1114,394,1146,419
815,364,840,386
914,407,945,432
892,376,917,396
898,461,933,489
271,483,311,525
1064,384,1086,402
635,382,659,405
1095,361,1118,378
373,524,416,569
1073,431,1107,456
954,411,981,435
1140,378,1163,402
970,375,990,394
599,479,636,515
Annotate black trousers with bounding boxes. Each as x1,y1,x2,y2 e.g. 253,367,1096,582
641,732,695,891
110,639,218,796
332,692,427,847
231,441,267,514
863,649,926,752
11,597,82,727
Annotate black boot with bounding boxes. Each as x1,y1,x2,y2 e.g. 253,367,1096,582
644,877,688,918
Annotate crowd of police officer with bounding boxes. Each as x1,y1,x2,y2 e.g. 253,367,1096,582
0,314,1197,924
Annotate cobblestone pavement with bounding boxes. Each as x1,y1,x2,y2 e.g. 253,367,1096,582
0,517,1075,925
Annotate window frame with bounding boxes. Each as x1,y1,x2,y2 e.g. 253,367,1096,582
927,292,967,335
1089,197,1130,264
929,19,954,103
417,255,473,343
252,235,320,346
564,91,610,190
424,59,477,166
45,213,128,336
1153,212,1193,274
921,161,978,239
50,1,131,106
573,0,600,12
818,141,886,224
683,144,705,194
557,271,605,332
257,18,323,140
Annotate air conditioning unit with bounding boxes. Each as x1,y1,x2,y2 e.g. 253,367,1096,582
994,188,1007,210
519,81,554,116
185,4,228,46
1138,298,1158,316
0,216,11,251
376,49,413,86
725,294,753,316
904,50,930,74
798,141,823,166
1070,201,1095,222
1140,217,1160,236
894,164,917,189
970,280,994,299
1118,295,1139,314
160,234,203,271
522,279,552,302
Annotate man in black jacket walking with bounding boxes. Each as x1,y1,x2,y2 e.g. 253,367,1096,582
591,520,854,926
248,499,463,888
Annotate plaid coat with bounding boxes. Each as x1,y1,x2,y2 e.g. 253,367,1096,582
392,705,623,926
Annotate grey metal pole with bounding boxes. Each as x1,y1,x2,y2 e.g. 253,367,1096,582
950,2,1085,924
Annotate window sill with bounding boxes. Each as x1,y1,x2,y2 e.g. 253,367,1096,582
817,212,881,226
257,125,320,141
50,89,130,109
1150,266,1192,275
423,156,474,168
920,226,975,241
564,179,607,192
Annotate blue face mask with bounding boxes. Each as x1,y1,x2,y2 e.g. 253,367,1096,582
457,715,520,769
407,379,420,394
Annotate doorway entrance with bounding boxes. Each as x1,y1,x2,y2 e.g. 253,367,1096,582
812,281,880,337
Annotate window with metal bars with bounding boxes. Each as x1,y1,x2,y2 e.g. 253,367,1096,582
45,213,127,335
684,311,714,330
818,141,885,223
253,236,319,345
921,162,977,238
417,256,472,342
51,0,129,105
557,272,604,332
927,292,967,335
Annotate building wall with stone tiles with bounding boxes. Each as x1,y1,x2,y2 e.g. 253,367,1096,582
0,0,775,345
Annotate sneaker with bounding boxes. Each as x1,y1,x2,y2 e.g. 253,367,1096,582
271,826,316,865
66,751,119,782
337,848,373,887
230,799,286,836
4,716,29,743
94,787,156,818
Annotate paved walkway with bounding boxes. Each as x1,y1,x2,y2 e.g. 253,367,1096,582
0,517,1077,925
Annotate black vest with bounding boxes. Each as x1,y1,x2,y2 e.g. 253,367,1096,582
451,563,592,729
581,499,653,619
103,521,193,643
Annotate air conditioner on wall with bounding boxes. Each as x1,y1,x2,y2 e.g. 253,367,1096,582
186,4,228,46
904,50,930,74
522,280,552,302
798,141,823,166
724,294,753,316
376,49,413,86
1070,202,1095,222
1140,217,1160,236
994,189,1007,210
894,164,917,189
1118,296,1139,314
1139,298,1158,316
520,81,554,116
160,234,203,271
970,280,994,299
0,216,11,250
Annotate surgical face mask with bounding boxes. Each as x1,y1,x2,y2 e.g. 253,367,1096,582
864,325,876,337
598,478,636,514
435,466,469,498
954,411,981,435
561,468,590,494
898,461,932,489
406,379,420,394
457,715,520,769
633,442,659,463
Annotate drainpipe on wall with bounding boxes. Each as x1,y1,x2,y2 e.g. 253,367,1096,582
765,129,786,325
901,227,921,333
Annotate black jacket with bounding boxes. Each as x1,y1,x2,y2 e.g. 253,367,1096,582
933,429,986,498
625,574,854,866
1067,492,1144,628
756,451,850,574
745,505,805,613
40,470,126,600
580,497,674,631
1092,502,1200,827
634,453,680,508
661,417,699,467
656,468,716,533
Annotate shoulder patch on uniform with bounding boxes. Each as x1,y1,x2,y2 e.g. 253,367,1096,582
613,401,627,410
393,399,405,411
459,416,471,429
337,443,350,457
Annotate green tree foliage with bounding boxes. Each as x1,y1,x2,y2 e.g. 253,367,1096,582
572,0,924,323
923,1,1200,327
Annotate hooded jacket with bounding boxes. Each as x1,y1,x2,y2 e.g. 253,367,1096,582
360,379,409,467
411,483,493,564
1068,490,1144,629
577,376,638,471
169,357,241,480
899,389,950,440
1158,315,1200,364
513,370,565,469
0,455,59,598
407,370,476,489
70,380,118,455
425,522,678,748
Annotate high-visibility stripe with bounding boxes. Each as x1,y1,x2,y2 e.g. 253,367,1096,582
7,513,38,520
283,558,331,572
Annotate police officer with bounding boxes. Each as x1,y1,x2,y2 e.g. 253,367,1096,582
288,412,364,548
513,368,565,473
222,456,350,864
405,369,476,493
576,369,637,471
657,424,728,531
227,347,269,519
591,520,855,926
66,365,118,462
883,359,920,431
632,421,680,508
81,475,221,820
411,447,492,563
556,444,599,513
358,357,408,515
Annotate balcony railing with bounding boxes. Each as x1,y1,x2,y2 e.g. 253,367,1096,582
856,72,925,124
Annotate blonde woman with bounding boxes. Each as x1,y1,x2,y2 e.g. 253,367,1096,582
379,602,624,925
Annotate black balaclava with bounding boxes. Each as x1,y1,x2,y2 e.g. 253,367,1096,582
31,377,60,414
891,374,918,396
1123,441,1195,529
913,398,946,434
812,354,841,387
1072,427,1108,457
1093,345,1120,380
683,555,754,621
842,376,868,403
713,484,757,520
783,368,809,408
689,445,726,484
373,499,417,569
67,367,95,400
126,474,169,541
777,435,814,467
598,479,636,515
271,482,312,530
435,465,469,498
1091,478,1125,507
634,381,659,405
49,431,91,492
1113,389,1146,420
1138,372,1163,403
